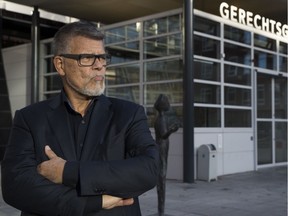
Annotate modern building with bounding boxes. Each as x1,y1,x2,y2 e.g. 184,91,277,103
0,0,287,181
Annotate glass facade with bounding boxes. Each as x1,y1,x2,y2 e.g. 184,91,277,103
40,9,287,162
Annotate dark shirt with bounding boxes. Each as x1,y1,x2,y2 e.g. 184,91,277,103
61,91,97,187
61,92,106,212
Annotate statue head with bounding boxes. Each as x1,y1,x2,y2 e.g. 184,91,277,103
154,94,170,112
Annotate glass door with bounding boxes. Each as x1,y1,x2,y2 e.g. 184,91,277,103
256,73,287,165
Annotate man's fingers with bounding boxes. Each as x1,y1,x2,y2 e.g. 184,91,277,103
102,195,134,209
45,145,57,159
122,198,134,206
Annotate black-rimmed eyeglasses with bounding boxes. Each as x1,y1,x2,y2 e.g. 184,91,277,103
59,53,111,67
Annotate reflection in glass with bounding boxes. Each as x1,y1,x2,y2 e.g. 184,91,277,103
257,121,272,164
144,14,180,37
194,83,220,104
146,106,182,128
194,35,220,59
275,122,287,163
224,65,251,85
144,34,181,59
106,86,139,103
144,82,182,105
105,24,139,44
224,87,251,106
275,77,287,119
279,56,287,72
257,73,272,118
45,58,56,73
106,41,140,64
224,25,251,44
194,60,220,81
145,59,182,82
224,43,251,65
44,43,53,55
225,109,251,127
254,34,276,51
195,107,221,127
44,75,62,91
279,42,288,54
106,64,139,85
194,16,220,36
254,51,277,70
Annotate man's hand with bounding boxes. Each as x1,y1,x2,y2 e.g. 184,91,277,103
102,195,134,209
37,145,66,184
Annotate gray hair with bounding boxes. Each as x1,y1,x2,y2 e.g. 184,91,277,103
52,21,105,55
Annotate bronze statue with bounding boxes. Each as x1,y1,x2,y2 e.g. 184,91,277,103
154,94,179,216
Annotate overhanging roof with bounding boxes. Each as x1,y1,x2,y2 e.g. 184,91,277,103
4,0,287,24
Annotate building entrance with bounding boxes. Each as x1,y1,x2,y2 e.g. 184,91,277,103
257,73,287,165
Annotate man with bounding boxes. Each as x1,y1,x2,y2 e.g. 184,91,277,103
1,21,159,216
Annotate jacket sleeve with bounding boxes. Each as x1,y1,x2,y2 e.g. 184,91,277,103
1,110,102,216
78,105,159,198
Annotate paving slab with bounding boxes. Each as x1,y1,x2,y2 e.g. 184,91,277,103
0,165,287,216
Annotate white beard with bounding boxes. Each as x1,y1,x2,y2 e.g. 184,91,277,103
66,77,105,97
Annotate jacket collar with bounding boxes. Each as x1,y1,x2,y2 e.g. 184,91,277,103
47,91,113,160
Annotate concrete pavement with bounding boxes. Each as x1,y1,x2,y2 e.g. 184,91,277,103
0,165,287,216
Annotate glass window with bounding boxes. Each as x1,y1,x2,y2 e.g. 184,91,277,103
275,122,287,163
224,43,251,65
224,65,251,86
194,35,220,59
144,82,182,105
275,77,287,119
195,107,221,127
106,64,139,85
145,59,183,82
44,75,62,91
254,51,277,70
279,42,288,54
146,106,182,128
224,25,251,45
279,56,287,72
44,43,53,55
144,14,180,37
225,109,251,127
225,87,251,106
194,16,220,36
194,60,220,81
144,34,182,59
44,57,56,73
194,83,220,104
257,73,272,118
106,41,140,64
257,121,272,164
105,24,139,44
106,86,139,103
254,34,276,51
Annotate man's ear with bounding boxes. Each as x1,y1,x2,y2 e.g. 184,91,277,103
53,56,65,76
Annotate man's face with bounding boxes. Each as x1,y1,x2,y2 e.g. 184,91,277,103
56,36,107,98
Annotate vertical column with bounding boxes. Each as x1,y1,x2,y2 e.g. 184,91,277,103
183,0,195,183
0,9,13,160
31,6,40,104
